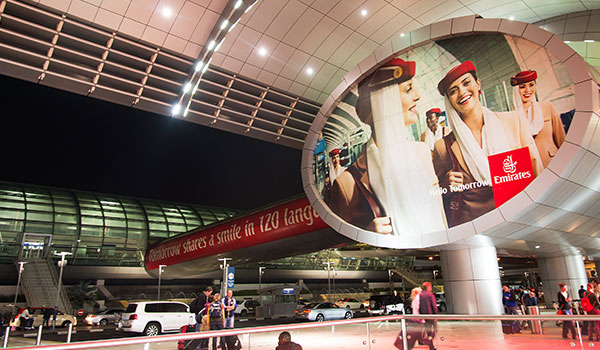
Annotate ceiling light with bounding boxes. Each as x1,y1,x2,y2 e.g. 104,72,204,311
229,18,241,32
400,33,405,37
183,82,192,93
535,245,541,249
220,20,229,30
585,39,595,43
258,47,268,56
360,9,368,16
428,256,433,260
172,104,181,115
207,40,216,50
161,7,173,17
195,61,204,72
564,40,571,43
234,0,243,9
245,0,258,13
509,16,515,20
306,67,314,75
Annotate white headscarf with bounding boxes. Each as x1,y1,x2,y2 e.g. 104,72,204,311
444,96,512,184
329,161,345,185
424,125,443,150
512,86,544,136
365,84,446,236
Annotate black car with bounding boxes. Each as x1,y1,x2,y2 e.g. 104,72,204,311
368,295,405,315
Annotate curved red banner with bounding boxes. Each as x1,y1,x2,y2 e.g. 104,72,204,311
145,197,328,270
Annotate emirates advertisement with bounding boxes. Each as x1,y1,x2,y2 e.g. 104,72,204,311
145,197,327,270
313,32,574,239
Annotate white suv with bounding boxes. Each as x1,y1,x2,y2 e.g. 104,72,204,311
118,301,195,336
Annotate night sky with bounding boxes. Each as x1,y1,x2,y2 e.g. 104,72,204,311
0,74,304,210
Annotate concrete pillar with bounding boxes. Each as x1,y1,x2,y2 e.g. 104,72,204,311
441,237,503,315
537,254,587,307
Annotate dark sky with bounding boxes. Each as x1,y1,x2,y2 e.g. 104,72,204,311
0,75,304,210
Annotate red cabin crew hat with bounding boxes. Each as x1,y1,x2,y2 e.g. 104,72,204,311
510,70,537,86
329,148,340,156
437,60,477,96
367,58,416,88
426,108,441,117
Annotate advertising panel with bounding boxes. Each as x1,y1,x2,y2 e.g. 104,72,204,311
313,32,574,240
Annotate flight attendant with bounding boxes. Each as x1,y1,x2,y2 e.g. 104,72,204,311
433,61,542,227
330,58,446,235
511,70,566,168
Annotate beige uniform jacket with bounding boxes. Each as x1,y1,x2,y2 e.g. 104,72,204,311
533,101,566,168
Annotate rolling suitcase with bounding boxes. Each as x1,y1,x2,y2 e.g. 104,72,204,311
179,324,205,350
224,334,242,350
501,320,514,334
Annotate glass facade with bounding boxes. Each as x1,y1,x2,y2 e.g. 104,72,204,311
0,182,241,266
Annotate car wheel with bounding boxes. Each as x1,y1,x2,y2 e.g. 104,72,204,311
241,310,248,316
346,305,351,309
315,314,325,322
439,303,447,312
360,304,364,310
344,312,352,319
143,322,161,336
61,321,72,327
99,319,108,326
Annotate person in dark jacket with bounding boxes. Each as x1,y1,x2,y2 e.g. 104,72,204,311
42,307,52,328
419,282,438,350
190,286,212,332
276,331,302,350
557,283,577,340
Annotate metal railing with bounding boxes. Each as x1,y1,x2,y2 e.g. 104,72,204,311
4,313,600,350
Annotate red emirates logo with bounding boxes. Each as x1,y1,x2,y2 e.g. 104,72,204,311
488,147,535,207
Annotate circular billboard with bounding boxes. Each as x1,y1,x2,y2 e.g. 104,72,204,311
302,17,595,248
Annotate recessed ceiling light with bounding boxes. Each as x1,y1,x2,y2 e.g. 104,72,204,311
258,47,268,56
564,40,571,43
183,82,192,93
535,245,541,249
400,33,405,37
585,39,595,43
234,0,243,9
161,7,173,18
509,16,515,20
172,104,181,115
195,61,204,72
306,67,314,75
360,9,368,17
207,40,216,50
220,20,229,30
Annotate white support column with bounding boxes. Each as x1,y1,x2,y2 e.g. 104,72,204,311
537,254,587,307
441,237,503,315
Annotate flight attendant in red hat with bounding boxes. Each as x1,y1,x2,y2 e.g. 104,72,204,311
330,58,447,235
511,70,565,168
433,61,542,227
420,108,449,151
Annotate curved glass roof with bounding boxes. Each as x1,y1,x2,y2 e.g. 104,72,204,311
0,181,241,266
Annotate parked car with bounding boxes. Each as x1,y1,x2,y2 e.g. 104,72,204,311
85,309,124,326
118,301,195,336
435,292,447,312
234,300,260,316
336,298,364,309
294,302,353,322
10,307,77,328
368,295,405,316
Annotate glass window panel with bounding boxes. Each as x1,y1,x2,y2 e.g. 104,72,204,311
80,225,103,236
53,198,75,206
27,203,53,212
104,210,125,219
54,205,77,214
201,218,216,226
147,215,166,223
54,213,77,223
80,208,102,216
0,201,25,209
148,230,168,238
0,192,24,201
25,221,53,234
53,223,79,235
82,216,103,226
105,218,126,227
25,193,52,203
27,212,53,221
105,227,127,237
0,209,25,220
166,216,185,224
149,222,167,231
185,217,201,227
128,220,146,229
168,224,187,233
126,213,145,220
0,219,24,232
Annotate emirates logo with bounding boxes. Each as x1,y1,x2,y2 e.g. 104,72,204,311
503,155,517,174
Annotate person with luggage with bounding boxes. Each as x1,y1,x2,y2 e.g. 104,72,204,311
557,283,577,340
209,293,225,350
502,285,521,334
276,331,302,350
583,283,600,341
190,286,213,332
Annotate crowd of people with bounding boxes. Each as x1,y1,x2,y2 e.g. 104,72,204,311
327,57,567,234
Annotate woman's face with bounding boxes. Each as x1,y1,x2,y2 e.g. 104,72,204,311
398,79,420,126
446,72,481,116
518,80,536,103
